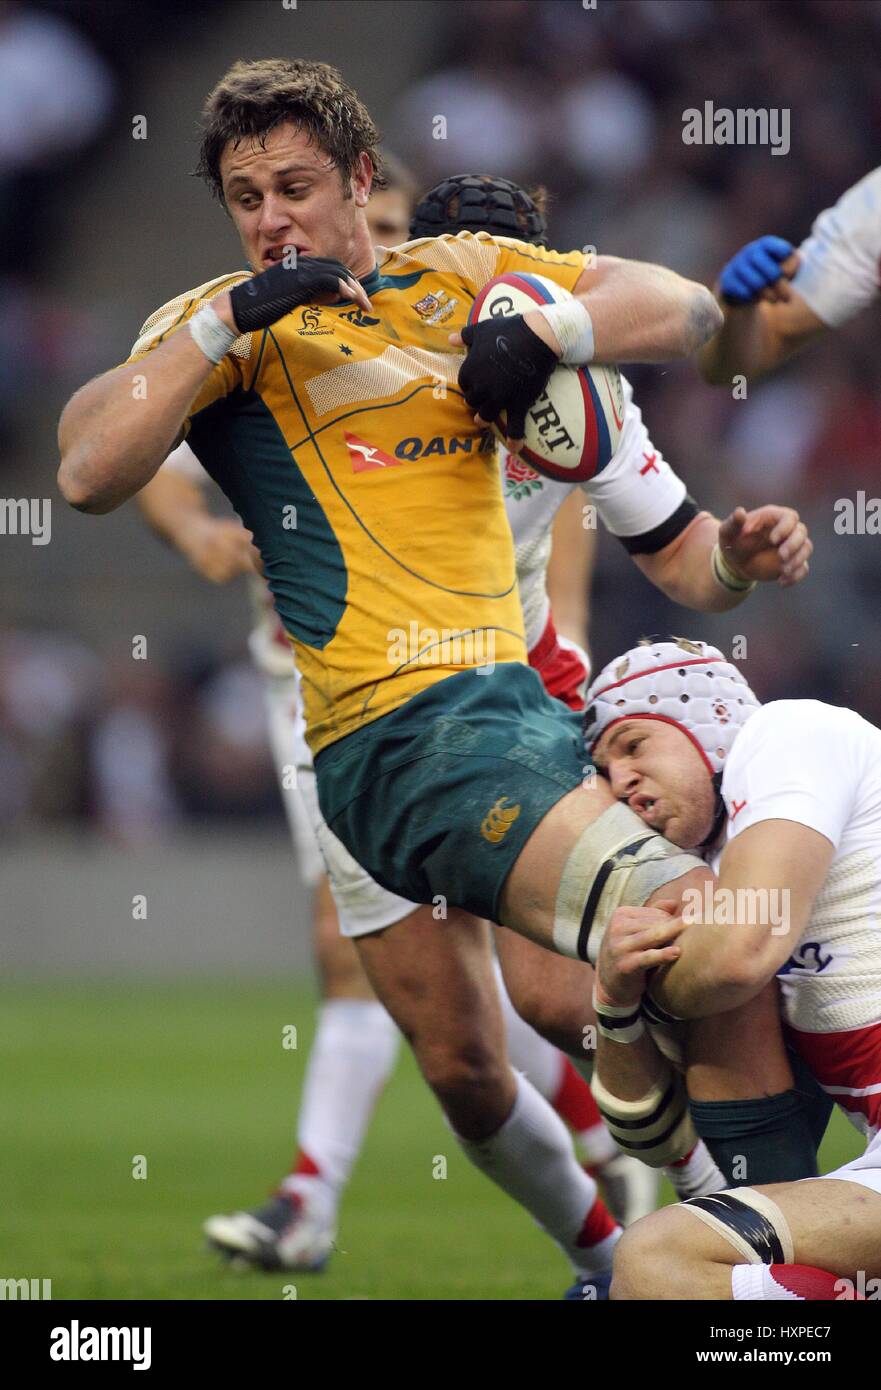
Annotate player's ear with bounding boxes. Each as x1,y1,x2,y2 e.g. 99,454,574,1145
352,152,373,207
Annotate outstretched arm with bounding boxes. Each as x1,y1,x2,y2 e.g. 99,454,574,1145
570,255,724,363
696,237,826,384
698,287,826,385
634,504,812,611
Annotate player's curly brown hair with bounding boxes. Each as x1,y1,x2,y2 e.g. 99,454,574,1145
196,58,386,203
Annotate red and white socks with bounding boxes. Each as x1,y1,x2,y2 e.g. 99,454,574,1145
456,1070,621,1278
279,998,400,1214
732,1263,863,1301
665,1140,727,1201
493,962,619,1167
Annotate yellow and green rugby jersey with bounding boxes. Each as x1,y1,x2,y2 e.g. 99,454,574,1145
127,233,587,755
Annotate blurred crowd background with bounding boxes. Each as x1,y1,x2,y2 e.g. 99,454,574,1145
3,0,881,847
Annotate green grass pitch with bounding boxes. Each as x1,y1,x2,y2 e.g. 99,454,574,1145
1,979,864,1301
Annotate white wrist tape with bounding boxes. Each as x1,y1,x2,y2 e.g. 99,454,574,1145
189,303,238,364
592,986,646,1043
711,541,757,594
534,300,595,364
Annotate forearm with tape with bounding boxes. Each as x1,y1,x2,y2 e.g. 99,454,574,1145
591,1057,698,1169
553,801,704,962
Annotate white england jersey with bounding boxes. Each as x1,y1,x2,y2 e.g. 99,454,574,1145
791,166,881,328
719,699,881,1036
162,371,687,665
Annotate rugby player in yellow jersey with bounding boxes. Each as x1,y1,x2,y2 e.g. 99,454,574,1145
139,172,652,1278
58,60,805,1295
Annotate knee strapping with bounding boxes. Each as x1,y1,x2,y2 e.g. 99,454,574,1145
681,1187,795,1265
553,802,704,962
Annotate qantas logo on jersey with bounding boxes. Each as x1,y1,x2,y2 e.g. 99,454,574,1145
395,431,496,461
347,432,499,471
345,433,402,472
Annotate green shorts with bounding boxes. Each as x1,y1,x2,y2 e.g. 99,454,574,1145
314,663,589,923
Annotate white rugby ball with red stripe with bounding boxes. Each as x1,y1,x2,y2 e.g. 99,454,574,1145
467,272,624,483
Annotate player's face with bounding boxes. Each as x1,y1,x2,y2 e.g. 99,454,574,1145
593,718,716,848
365,188,413,248
220,121,375,277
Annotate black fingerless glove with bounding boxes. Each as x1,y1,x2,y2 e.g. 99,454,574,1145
229,256,354,332
458,315,559,439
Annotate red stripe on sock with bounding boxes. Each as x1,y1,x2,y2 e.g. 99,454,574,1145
552,1059,602,1133
770,1264,864,1301
291,1150,321,1179
669,1144,698,1169
575,1197,618,1248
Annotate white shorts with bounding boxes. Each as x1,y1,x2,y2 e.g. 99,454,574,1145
262,671,418,936
819,1124,881,1199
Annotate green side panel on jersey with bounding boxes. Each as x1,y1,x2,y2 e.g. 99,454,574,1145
188,390,347,648
337,264,430,304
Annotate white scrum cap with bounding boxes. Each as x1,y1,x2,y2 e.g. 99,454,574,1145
584,638,761,776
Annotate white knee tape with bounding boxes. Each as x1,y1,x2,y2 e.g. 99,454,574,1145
552,802,704,962
681,1187,795,1265
590,1059,696,1168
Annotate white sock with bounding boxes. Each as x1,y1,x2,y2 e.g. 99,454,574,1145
493,961,619,1167
732,1265,801,1301
493,959,564,1100
280,999,400,1206
457,1070,620,1278
577,1119,619,1168
664,1139,726,1201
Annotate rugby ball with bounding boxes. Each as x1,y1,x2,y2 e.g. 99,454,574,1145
467,273,624,483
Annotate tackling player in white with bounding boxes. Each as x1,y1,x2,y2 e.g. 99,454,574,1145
582,639,881,1300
